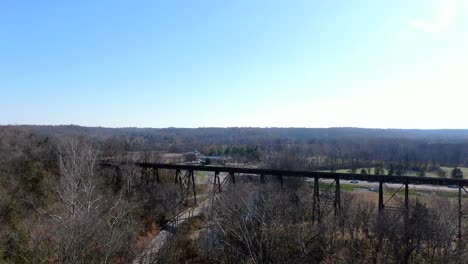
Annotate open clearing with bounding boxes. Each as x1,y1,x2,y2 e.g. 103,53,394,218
328,166,468,179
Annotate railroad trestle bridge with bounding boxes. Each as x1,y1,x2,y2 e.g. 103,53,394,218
101,162,468,243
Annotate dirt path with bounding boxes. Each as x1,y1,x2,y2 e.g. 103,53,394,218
132,197,211,264
133,171,226,264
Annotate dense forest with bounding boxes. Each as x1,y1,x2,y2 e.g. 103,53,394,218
1,125,468,263
16,125,468,168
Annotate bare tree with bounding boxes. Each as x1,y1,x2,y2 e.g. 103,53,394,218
41,138,136,263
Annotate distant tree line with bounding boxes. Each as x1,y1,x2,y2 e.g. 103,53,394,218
17,126,468,168
207,145,260,161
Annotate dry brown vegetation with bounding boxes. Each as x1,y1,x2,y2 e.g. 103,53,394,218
0,128,185,263
1,126,468,263
195,182,467,263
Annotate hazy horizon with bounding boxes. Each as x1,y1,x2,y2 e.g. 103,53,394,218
2,0,467,129
3,123,468,131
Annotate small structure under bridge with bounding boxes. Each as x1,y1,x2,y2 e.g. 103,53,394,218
101,162,468,244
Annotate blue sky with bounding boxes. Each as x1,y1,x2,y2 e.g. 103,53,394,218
1,0,467,128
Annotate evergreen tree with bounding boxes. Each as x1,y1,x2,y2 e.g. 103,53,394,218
451,167,463,179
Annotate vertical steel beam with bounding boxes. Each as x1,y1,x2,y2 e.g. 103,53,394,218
155,168,160,183
230,172,235,184
459,184,462,242
190,170,197,205
213,171,218,190
218,173,222,193
335,177,341,217
175,169,180,184
312,176,320,222
379,181,384,213
149,167,154,184
405,181,409,221
214,171,221,193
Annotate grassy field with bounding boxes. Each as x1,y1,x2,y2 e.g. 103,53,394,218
313,182,421,196
327,167,468,179
315,169,467,200
316,182,467,202
195,171,207,181
438,166,468,178
333,168,388,175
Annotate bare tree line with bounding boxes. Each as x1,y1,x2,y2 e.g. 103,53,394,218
0,129,184,263
144,178,468,263
198,182,467,263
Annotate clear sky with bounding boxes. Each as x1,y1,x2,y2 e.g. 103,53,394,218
1,0,467,129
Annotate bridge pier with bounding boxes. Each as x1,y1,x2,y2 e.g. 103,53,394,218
334,177,341,217
141,167,161,185
312,176,320,222
379,181,384,212
229,172,235,184
174,169,198,206
377,180,411,240
153,167,160,183
404,181,409,222
175,169,181,184
459,184,462,243
312,176,341,222
458,184,468,248
214,171,222,193
188,170,196,205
